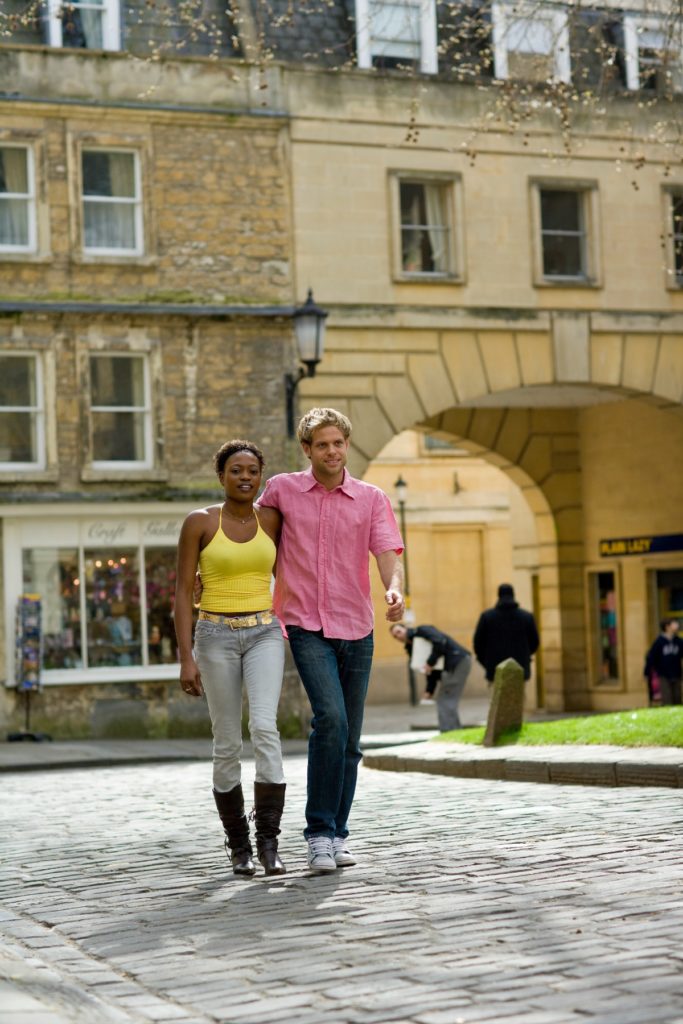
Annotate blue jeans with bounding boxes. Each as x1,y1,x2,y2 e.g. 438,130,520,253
286,626,374,840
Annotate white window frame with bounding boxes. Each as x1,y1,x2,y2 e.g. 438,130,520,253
390,171,464,282
46,0,121,50
89,353,153,470
355,0,438,74
624,14,683,92
0,145,37,254
2,505,188,687
492,1,571,84
80,148,143,257
0,352,45,471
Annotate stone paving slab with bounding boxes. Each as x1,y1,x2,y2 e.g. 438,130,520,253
2,757,683,1023
364,740,683,788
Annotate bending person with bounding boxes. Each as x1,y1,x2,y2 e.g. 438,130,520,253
174,440,286,877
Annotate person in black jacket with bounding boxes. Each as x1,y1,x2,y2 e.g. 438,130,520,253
473,583,539,684
644,619,682,706
390,623,472,731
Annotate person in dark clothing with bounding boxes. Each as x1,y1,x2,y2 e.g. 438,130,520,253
390,623,472,731
644,619,682,706
473,583,539,683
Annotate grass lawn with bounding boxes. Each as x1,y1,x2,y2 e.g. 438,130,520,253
435,706,683,748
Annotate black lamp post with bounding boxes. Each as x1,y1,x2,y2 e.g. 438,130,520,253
285,289,328,438
394,474,417,706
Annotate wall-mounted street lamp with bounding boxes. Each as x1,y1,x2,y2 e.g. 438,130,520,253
394,474,417,706
285,289,328,438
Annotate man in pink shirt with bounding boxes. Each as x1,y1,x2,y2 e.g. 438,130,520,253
259,407,405,874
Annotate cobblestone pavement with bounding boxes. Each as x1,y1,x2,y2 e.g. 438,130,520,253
1,756,683,1024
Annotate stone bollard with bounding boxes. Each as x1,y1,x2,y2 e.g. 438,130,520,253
483,657,525,747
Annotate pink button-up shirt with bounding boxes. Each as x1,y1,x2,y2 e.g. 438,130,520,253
258,468,403,640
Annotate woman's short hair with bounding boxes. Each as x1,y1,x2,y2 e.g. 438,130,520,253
213,439,265,475
297,407,352,446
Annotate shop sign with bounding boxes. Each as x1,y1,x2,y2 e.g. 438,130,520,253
83,520,134,545
142,519,183,542
599,533,683,557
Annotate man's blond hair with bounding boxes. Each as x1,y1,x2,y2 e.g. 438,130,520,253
297,407,352,446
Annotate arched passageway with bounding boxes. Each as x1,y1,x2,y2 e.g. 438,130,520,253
301,329,683,710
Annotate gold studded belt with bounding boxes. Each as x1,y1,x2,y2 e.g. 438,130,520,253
198,610,273,630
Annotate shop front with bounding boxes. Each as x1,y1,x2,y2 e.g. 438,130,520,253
584,532,683,709
2,503,189,689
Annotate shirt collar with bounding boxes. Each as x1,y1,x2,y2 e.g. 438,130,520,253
299,466,357,498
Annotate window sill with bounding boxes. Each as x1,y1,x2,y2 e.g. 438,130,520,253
393,273,463,285
81,467,169,483
0,468,59,483
534,277,601,289
71,253,158,267
0,252,52,264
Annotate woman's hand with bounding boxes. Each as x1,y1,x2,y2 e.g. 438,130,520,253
180,656,204,697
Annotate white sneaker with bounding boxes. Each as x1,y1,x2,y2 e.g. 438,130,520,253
306,836,337,874
332,837,357,867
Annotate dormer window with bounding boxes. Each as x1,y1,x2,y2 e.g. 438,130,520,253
624,15,683,92
492,2,570,83
355,0,438,74
46,0,121,51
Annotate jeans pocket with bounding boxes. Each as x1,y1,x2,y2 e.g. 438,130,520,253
194,620,224,642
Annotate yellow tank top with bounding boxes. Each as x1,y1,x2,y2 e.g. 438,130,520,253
199,508,276,614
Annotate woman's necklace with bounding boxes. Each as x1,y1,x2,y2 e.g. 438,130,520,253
223,503,255,525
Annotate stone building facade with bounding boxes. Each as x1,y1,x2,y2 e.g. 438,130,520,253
2,0,683,733
0,38,306,737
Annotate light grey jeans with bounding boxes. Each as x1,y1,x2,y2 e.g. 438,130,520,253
193,616,285,792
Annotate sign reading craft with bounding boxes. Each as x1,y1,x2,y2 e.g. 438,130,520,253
599,533,683,557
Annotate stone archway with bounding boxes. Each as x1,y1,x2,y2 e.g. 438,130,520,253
299,324,683,709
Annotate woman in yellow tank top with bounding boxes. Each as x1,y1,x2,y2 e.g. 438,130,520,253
174,440,286,878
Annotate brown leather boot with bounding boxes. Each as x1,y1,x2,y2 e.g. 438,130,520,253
213,785,255,876
254,781,287,876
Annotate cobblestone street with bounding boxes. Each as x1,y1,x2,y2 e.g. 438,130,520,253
1,756,682,1024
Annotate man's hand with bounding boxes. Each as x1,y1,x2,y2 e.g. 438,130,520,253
384,588,405,622
423,663,433,675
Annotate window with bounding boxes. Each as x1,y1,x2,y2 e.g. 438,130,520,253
81,149,142,255
355,0,437,74
391,174,462,280
46,0,121,50
589,570,620,684
529,178,602,286
672,193,683,286
22,549,82,669
400,181,450,274
21,540,180,673
624,15,683,92
0,354,44,468
89,354,152,467
492,2,570,83
539,189,586,280
0,146,36,253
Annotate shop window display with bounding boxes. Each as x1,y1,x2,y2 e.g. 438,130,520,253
654,568,683,623
145,548,178,664
20,539,180,674
85,548,141,667
22,549,82,669
593,571,619,681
